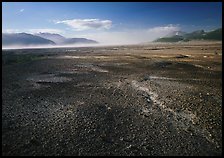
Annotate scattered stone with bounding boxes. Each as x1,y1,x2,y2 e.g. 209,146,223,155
175,54,189,58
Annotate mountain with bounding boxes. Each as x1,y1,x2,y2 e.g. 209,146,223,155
183,30,205,39
199,28,222,40
3,33,56,46
154,28,222,42
3,32,99,48
63,38,98,45
35,33,66,44
165,31,186,37
154,35,185,42
35,33,98,45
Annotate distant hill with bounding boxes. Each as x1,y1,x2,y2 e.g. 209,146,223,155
35,33,66,44
154,35,185,42
164,31,186,37
3,32,99,48
154,28,222,42
35,33,98,45
2,33,56,46
63,38,98,45
200,28,222,40
183,30,205,39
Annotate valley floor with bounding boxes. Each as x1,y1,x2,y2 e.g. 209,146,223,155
2,42,222,156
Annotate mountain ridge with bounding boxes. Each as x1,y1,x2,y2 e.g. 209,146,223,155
35,33,98,45
154,28,222,42
3,32,98,47
3,33,56,46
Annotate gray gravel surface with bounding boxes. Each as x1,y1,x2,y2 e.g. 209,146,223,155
2,44,222,156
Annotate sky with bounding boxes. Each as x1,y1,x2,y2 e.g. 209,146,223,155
2,2,222,45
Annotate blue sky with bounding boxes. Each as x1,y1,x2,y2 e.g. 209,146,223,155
2,2,222,44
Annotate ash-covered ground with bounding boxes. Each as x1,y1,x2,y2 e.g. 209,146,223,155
2,42,222,156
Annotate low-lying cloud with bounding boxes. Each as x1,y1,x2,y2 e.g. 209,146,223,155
77,24,181,45
3,24,181,48
56,19,112,31
148,24,180,33
28,29,64,34
2,28,64,34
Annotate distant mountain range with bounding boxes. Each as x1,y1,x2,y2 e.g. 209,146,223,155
154,28,222,42
3,33,56,46
2,32,98,47
35,33,98,45
35,33,66,44
164,31,187,37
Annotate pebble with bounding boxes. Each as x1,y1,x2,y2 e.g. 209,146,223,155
126,145,132,149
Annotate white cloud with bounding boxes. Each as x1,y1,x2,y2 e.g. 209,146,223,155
147,24,180,33
19,9,24,12
56,19,112,31
28,29,64,34
2,29,21,33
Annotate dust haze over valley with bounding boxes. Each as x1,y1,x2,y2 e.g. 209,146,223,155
2,2,222,156
3,27,222,49
2,25,184,49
